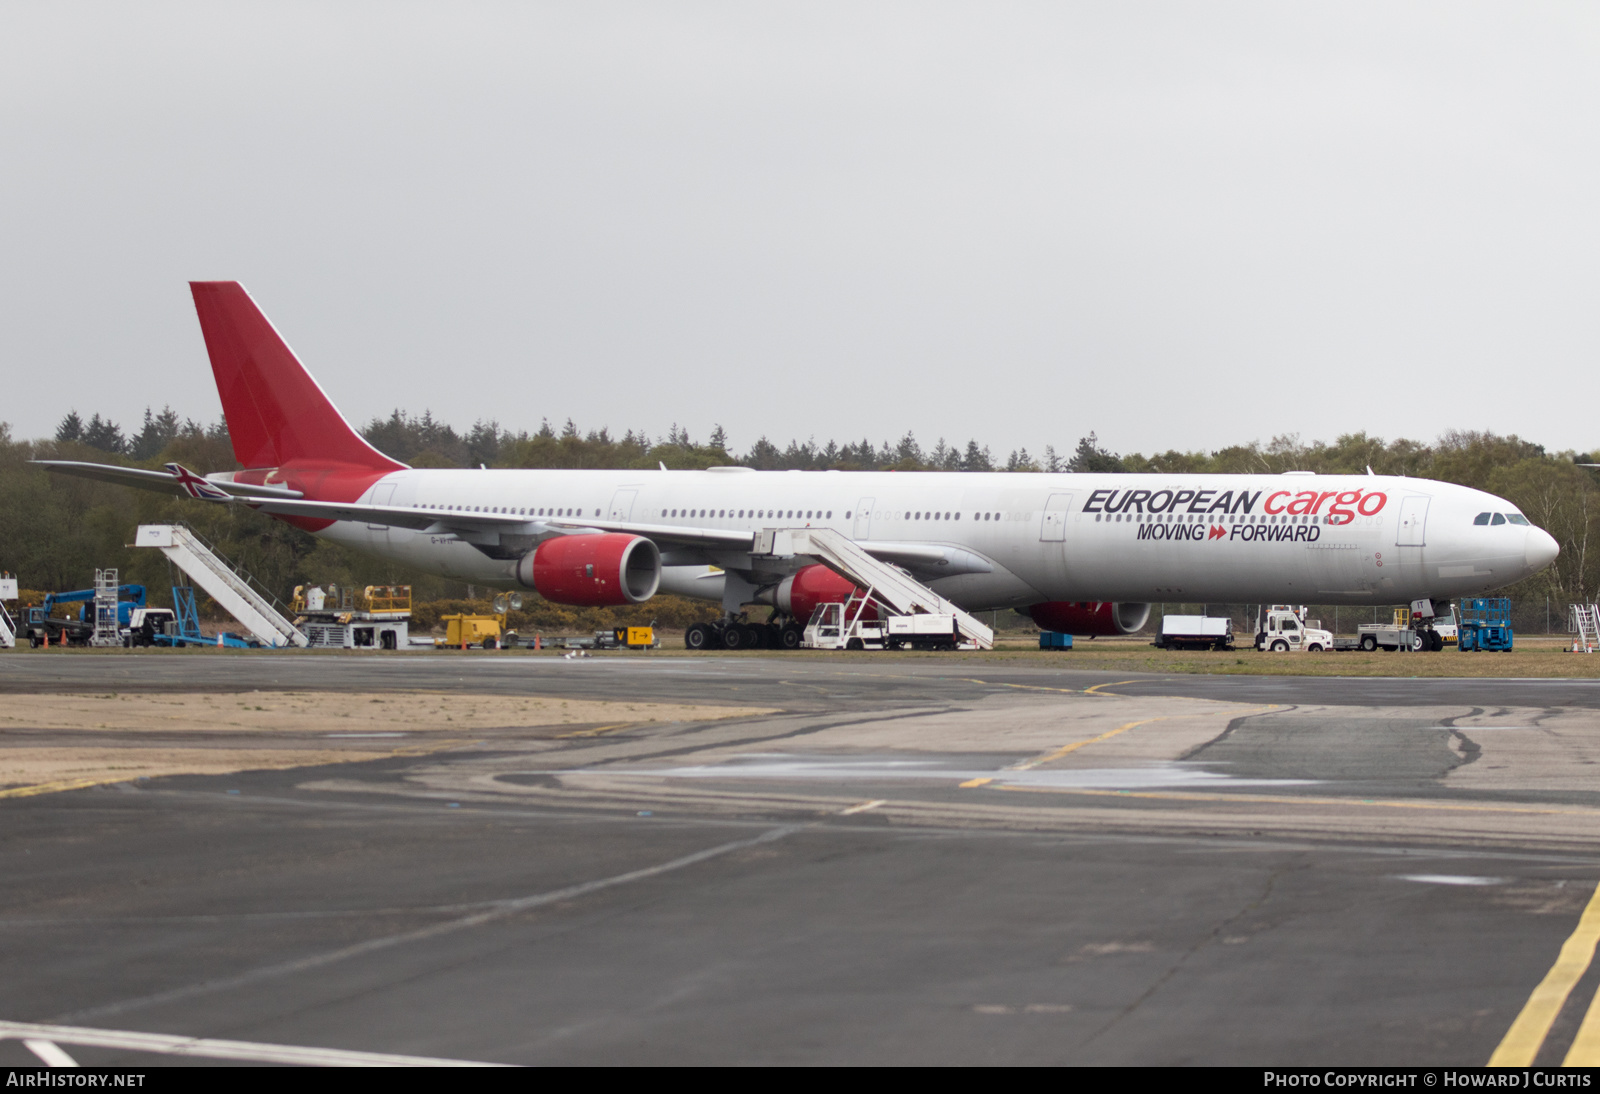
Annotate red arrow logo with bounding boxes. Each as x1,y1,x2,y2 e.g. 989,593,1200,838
1208,524,1227,540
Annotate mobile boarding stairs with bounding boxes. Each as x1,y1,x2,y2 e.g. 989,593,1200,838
134,525,309,648
751,527,995,650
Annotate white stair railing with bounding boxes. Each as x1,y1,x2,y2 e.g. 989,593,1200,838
754,527,994,649
134,525,309,648
0,602,14,650
1570,603,1596,653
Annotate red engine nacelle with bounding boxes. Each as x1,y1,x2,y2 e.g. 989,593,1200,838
1027,601,1151,636
771,564,879,622
516,534,661,607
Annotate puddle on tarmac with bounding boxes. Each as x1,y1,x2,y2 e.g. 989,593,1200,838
569,753,1312,790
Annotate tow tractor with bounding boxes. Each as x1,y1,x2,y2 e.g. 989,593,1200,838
1411,599,1459,647
1254,605,1333,652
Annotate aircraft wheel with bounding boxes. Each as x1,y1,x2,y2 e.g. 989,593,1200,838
1429,631,1444,652
722,624,750,651
1254,633,1266,651
779,624,804,650
1359,635,1377,652
1409,632,1427,652
684,623,717,651
1270,639,1289,653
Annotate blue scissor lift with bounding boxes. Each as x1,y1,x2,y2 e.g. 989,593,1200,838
1457,598,1514,652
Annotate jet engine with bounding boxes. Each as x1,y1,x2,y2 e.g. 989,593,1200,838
1026,601,1151,636
766,564,878,622
516,534,661,606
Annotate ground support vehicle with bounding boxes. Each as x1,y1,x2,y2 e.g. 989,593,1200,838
440,613,500,650
124,607,179,646
1254,606,1333,652
1458,597,1514,652
1342,623,1416,652
1154,615,1234,651
1347,608,1436,652
803,599,888,651
1409,599,1459,647
0,574,17,649
294,584,412,650
23,582,146,648
1038,632,1073,650
886,613,961,651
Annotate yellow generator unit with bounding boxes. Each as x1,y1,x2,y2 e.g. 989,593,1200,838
443,613,503,649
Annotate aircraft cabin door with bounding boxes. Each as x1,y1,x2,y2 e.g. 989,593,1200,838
1040,493,1072,542
1396,497,1429,546
367,482,396,549
608,489,638,522
854,498,874,540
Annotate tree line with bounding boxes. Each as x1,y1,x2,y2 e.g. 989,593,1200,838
2,405,1595,632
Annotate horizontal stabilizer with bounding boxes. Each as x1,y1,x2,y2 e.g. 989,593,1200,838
32,461,303,500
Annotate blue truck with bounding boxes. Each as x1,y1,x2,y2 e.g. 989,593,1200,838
23,585,146,647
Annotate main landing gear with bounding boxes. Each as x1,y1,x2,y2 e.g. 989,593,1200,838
685,618,804,651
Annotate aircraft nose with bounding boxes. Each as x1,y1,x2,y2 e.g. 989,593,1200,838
1526,528,1560,574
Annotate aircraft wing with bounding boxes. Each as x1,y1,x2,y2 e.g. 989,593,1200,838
243,497,529,532
545,517,756,550
542,517,986,573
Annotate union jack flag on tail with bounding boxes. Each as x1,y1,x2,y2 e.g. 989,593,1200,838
164,463,232,501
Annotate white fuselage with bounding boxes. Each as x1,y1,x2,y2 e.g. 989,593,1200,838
315,468,1557,610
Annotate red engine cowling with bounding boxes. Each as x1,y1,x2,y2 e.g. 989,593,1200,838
515,534,661,606
772,564,879,622
1027,601,1151,636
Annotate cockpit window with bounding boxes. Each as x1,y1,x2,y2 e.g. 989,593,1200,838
1507,514,1530,525
1473,513,1490,525
1491,513,1506,526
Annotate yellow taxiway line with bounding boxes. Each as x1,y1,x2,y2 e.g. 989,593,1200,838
1490,880,1600,1066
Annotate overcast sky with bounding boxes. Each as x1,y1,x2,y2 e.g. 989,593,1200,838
5,2,1599,459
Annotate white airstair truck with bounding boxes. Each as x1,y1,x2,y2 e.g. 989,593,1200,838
133,525,309,648
753,528,994,652
0,574,17,649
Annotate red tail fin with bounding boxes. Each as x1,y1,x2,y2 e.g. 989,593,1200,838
189,282,404,473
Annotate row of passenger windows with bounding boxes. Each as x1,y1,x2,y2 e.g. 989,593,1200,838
662,509,1005,522
414,502,1009,523
666,508,836,520
412,502,1056,526
1474,512,1530,526
1095,512,1366,525
420,504,594,517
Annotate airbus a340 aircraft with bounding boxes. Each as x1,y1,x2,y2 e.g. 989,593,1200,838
39,282,1559,649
